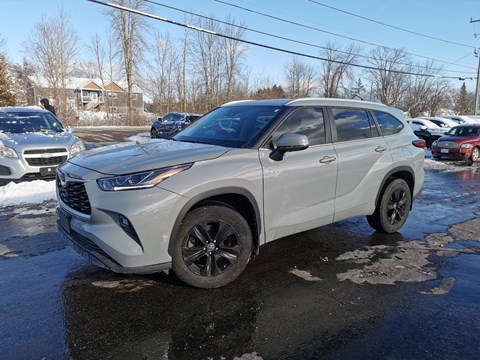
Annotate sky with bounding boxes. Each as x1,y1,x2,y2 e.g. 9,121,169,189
1,0,480,89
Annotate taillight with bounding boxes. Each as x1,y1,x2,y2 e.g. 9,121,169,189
412,139,426,149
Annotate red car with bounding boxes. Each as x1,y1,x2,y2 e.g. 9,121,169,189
431,124,480,162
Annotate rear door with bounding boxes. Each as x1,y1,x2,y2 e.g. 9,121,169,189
329,107,393,222
260,107,337,242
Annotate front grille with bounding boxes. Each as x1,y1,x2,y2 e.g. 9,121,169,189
26,155,67,166
24,148,67,154
437,141,459,149
57,175,92,215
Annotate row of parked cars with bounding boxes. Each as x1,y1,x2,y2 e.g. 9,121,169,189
407,115,480,162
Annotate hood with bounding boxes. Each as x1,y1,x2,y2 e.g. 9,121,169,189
438,135,478,143
0,131,74,148
68,139,230,175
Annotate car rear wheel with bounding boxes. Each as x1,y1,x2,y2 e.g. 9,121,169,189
470,147,479,162
367,178,411,233
150,128,158,138
172,202,252,288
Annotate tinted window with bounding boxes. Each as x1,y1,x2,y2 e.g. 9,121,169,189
373,111,404,136
447,126,480,136
332,108,374,141
272,107,326,145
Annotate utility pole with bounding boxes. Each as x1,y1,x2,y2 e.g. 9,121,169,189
471,18,480,114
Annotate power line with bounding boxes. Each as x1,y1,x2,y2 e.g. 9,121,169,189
87,0,472,80
143,0,471,75
307,0,477,49
214,0,476,71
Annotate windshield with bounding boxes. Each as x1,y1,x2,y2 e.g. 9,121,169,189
447,126,480,137
0,111,65,134
173,105,286,148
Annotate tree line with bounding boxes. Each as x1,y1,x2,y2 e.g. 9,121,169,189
0,0,476,125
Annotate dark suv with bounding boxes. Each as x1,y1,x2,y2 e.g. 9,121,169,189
150,112,202,138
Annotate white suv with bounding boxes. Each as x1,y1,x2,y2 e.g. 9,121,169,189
56,98,425,288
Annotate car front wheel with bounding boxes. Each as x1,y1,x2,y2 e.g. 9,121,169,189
367,178,412,233
150,128,158,138
470,147,479,162
172,202,253,288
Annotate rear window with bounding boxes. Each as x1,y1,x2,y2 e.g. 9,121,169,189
373,111,404,136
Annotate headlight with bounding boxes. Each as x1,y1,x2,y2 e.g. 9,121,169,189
70,139,85,156
460,143,473,149
97,163,193,191
0,145,18,158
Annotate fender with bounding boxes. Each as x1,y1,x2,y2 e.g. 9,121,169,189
167,186,262,255
374,166,415,210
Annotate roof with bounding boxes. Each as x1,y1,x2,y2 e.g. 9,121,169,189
29,76,143,94
221,98,401,117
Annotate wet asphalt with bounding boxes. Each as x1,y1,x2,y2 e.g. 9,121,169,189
0,128,479,360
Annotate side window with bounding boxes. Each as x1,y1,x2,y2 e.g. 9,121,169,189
272,107,326,146
373,111,404,136
332,108,374,141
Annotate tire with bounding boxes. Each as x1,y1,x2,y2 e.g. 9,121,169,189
150,128,158,138
470,147,479,162
367,178,412,233
172,202,253,288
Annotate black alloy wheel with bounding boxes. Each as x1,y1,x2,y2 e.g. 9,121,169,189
172,202,252,288
367,178,412,233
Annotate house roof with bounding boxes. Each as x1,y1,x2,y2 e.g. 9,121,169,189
29,76,143,94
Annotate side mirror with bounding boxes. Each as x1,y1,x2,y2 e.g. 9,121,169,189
269,133,309,161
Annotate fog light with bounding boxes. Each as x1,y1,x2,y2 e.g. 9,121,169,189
118,214,142,248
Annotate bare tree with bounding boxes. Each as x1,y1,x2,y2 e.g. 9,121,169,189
403,61,449,117
107,0,149,125
189,17,223,111
321,42,360,98
367,47,410,106
23,6,79,120
284,56,318,98
147,32,178,115
221,17,248,103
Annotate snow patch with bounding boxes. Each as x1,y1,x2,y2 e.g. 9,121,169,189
0,180,56,207
289,268,322,282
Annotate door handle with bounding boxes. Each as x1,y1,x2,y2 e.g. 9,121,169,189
375,146,387,153
319,156,336,164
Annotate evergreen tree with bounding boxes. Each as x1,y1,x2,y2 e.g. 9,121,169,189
0,54,16,106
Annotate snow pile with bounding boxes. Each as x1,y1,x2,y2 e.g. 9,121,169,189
0,180,56,207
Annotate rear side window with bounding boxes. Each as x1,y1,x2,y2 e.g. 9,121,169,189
373,111,404,136
272,107,326,145
332,108,376,141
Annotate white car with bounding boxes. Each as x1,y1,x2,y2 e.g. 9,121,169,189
440,115,479,125
57,98,425,288
407,118,449,148
420,117,458,129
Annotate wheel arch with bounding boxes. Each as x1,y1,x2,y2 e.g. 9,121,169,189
375,166,415,210
168,187,262,256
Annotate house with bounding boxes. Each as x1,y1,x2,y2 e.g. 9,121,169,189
28,76,144,114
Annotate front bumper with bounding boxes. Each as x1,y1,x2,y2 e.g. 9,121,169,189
431,146,471,159
57,207,172,274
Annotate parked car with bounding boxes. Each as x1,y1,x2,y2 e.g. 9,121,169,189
56,98,425,288
431,124,480,162
0,107,85,186
420,116,458,129
150,112,202,138
407,118,448,148
440,115,479,125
